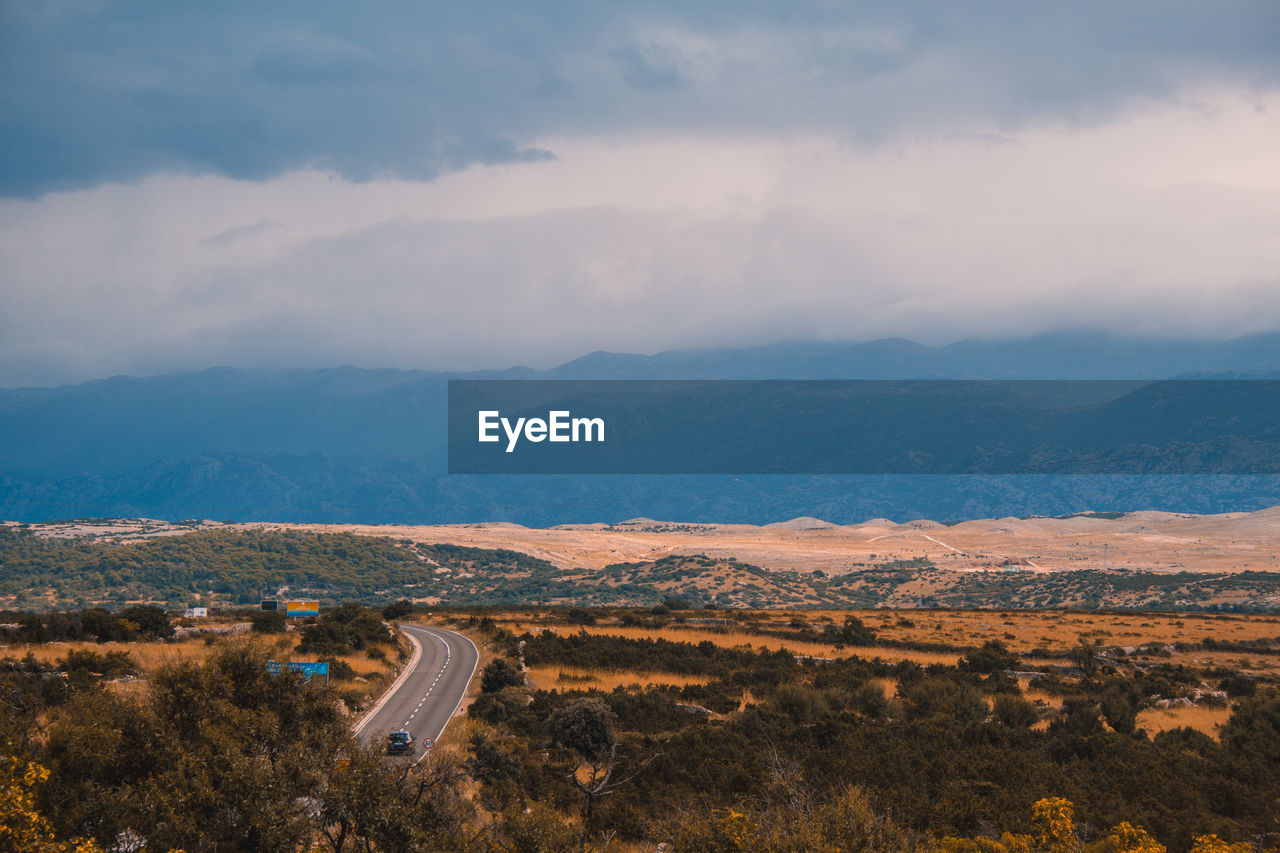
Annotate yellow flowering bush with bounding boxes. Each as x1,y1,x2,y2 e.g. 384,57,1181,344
0,755,103,853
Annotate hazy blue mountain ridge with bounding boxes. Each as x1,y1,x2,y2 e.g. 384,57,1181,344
3,331,1280,524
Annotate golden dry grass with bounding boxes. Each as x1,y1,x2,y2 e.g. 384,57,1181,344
512,622,965,666
841,645,963,666
6,638,216,671
1165,649,1280,676
465,611,1262,747
1136,705,1232,737
342,650,398,678
811,609,1280,655
525,664,712,693
464,611,1273,743
1011,680,1230,738
513,622,845,656
1021,687,1062,709
493,610,1280,665
2,630,400,707
870,677,896,698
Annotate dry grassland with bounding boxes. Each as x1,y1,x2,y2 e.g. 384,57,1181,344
507,621,966,666
3,629,402,705
525,664,712,693
780,609,1280,654
9,637,217,670
1163,649,1280,676
1021,687,1062,709
1136,705,1233,736
487,612,1269,739
512,622,845,656
490,609,1280,660
502,611,1280,665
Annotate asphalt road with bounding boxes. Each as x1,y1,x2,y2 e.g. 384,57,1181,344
354,624,479,762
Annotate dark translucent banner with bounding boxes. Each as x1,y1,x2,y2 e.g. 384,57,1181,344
447,379,1280,475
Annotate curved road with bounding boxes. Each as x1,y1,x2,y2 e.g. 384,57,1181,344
354,624,479,762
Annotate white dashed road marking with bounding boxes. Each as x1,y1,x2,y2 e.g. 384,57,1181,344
402,631,452,728
359,625,477,767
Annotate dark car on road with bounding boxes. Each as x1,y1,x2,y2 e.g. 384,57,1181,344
387,730,415,756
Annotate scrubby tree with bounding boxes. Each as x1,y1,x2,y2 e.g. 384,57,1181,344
381,599,413,620
550,697,616,767
962,640,1018,674
1070,636,1103,677
1187,836,1253,853
1217,674,1256,698
992,693,1039,729
480,658,524,694
1052,696,1105,737
495,801,579,853
548,696,658,834
659,784,912,853
1099,684,1141,735
937,797,1080,853
0,756,103,852
824,615,876,646
565,607,597,625
114,606,172,640
318,743,473,852
251,610,287,633
852,681,889,719
297,603,392,655
1106,821,1166,853
1220,691,1280,757
78,609,123,642
464,732,520,808
41,643,352,849
902,678,988,725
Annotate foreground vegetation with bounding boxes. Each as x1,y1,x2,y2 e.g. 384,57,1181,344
4,601,1279,851
461,610,1280,850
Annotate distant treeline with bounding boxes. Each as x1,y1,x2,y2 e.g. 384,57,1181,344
4,599,407,669
0,526,457,607
1,604,173,643
522,631,782,676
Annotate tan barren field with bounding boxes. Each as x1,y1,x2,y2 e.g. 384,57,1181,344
243,507,1280,577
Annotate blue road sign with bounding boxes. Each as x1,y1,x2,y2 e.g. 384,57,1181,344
267,661,330,682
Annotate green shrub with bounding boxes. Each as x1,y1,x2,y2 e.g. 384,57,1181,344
481,659,525,694
251,610,287,633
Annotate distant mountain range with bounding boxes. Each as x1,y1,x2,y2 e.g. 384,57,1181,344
3,331,1280,525
544,331,1280,380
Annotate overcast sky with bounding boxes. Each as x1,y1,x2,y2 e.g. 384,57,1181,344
2,2,1278,386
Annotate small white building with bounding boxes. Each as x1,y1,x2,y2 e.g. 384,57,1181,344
184,607,208,618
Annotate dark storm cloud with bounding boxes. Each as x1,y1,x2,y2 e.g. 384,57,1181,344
1,1,1277,197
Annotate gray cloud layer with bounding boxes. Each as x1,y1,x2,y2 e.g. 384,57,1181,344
2,2,1277,197
2,2,1279,386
